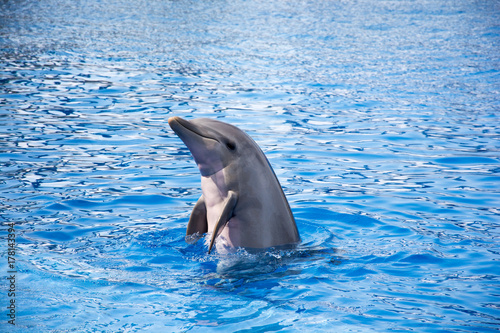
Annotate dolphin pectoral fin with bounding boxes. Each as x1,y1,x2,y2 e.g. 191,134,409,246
208,191,238,254
186,196,208,244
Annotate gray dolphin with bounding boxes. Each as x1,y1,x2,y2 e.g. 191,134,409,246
168,116,300,253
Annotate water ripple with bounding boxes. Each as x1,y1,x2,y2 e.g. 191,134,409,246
1,0,499,332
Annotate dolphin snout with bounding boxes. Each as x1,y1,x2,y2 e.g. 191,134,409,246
168,116,181,127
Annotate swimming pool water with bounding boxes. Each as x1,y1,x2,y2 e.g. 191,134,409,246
1,0,499,332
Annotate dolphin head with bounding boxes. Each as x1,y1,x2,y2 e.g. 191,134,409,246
168,116,255,176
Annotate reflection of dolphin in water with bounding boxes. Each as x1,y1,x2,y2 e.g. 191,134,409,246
168,117,300,253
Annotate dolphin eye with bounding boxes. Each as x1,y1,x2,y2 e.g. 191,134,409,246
226,142,236,151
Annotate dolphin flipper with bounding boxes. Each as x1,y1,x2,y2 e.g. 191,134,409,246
208,191,238,253
186,196,208,243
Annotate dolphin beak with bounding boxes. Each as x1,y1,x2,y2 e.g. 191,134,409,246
167,116,178,125
168,116,224,176
168,116,200,143
168,116,186,134
168,116,216,141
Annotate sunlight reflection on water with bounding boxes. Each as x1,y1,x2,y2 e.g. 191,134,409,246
1,0,499,332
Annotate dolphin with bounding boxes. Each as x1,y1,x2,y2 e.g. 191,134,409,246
168,116,300,254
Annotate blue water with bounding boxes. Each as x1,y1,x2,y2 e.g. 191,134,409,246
1,0,499,332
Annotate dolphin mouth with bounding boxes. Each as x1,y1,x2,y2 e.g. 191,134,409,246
168,116,219,142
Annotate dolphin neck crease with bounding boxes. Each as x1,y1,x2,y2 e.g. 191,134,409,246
197,160,237,177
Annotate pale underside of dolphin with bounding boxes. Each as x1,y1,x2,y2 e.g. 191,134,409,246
168,116,300,253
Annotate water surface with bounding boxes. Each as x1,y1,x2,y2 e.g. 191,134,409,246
1,0,499,332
